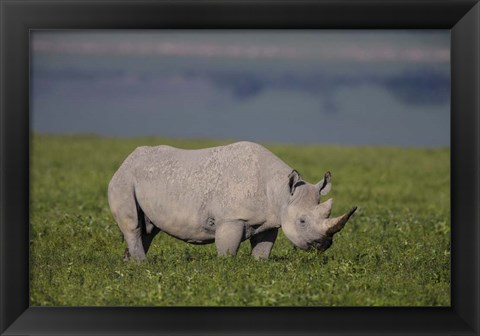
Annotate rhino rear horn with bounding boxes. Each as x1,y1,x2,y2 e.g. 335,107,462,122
325,206,357,234
317,198,333,218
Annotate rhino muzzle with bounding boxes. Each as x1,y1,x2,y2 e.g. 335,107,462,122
309,238,333,252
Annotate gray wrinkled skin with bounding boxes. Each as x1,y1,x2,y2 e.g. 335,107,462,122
108,141,357,261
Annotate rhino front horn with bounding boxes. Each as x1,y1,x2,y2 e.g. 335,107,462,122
325,206,357,234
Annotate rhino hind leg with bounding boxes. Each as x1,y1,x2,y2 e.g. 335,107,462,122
250,228,278,260
116,214,146,262
109,184,147,261
122,217,159,262
215,220,244,256
140,215,161,256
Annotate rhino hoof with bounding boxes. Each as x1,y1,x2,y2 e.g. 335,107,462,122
123,248,131,261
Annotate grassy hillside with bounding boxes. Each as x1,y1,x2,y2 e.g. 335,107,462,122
30,135,450,306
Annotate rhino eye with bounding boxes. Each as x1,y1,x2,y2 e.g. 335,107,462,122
298,217,307,226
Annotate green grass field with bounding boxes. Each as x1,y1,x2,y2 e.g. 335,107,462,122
30,134,450,306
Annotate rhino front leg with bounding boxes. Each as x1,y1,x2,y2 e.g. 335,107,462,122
215,220,244,256
250,228,278,260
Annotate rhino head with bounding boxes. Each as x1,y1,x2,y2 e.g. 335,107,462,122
281,170,357,252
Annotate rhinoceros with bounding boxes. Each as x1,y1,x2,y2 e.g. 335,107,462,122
108,141,356,261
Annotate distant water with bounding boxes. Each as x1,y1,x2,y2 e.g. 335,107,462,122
31,31,450,147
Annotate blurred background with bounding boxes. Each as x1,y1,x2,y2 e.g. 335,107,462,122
31,30,450,147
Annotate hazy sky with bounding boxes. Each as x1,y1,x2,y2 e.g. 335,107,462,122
31,30,450,147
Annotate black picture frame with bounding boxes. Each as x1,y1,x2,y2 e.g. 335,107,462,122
1,1,479,335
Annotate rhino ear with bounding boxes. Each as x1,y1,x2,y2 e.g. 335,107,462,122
316,171,332,196
288,170,303,195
